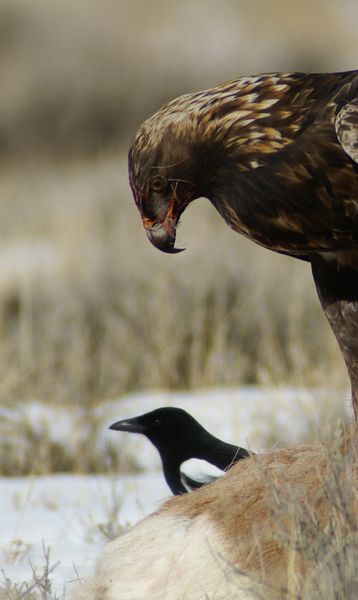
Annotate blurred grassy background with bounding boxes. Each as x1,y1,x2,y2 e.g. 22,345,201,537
0,0,357,473
0,0,357,158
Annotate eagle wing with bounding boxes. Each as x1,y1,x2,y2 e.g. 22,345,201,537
336,99,358,165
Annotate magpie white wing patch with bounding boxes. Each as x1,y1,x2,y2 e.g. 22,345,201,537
180,458,224,492
335,99,358,164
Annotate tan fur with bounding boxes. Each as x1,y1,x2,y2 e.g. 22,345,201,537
71,431,358,599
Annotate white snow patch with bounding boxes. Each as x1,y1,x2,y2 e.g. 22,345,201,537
0,472,168,597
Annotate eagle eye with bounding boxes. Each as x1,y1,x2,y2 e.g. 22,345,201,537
151,175,167,193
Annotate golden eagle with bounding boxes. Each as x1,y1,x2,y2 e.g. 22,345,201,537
128,71,358,416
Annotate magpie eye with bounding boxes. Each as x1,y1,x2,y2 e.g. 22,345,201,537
153,418,161,426
151,175,167,193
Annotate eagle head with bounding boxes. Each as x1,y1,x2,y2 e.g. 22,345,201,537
128,107,205,253
127,85,230,254
127,72,327,254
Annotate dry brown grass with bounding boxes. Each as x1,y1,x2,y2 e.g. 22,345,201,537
0,155,350,476
0,543,60,599
0,156,348,404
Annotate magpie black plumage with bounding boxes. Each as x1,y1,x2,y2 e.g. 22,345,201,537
128,71,358,418
109,407,250,495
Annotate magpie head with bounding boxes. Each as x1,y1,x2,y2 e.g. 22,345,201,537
109,407,204,452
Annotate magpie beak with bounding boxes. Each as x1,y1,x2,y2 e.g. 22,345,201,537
109,417,146,434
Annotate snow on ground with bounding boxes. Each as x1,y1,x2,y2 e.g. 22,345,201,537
0,471,168,597
0,386,352,596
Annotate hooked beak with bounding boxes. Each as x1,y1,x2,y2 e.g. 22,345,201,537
143,218,184,254
109,417,146,434
145,223,184,254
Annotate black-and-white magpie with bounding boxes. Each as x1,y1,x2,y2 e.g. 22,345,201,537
109,407,251,495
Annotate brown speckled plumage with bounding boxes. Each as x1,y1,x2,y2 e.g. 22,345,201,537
128,70,358,416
